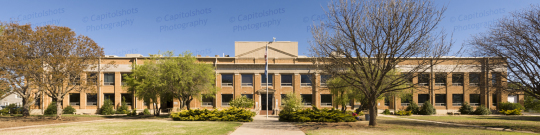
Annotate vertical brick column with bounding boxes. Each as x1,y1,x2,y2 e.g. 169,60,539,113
314,74,320,108
216,74,221,108
115,72,121,108
234,73,241,99
294,73,300,96
80,92,86,109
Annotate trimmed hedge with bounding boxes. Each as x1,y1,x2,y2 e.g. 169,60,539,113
396,110,412,116
171,107,255,122
279,108,356,122
500,109,522,115
499,102,524,111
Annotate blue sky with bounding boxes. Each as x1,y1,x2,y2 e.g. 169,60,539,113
0,0,538,57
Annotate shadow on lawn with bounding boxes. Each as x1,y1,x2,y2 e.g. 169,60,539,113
473,116,540,122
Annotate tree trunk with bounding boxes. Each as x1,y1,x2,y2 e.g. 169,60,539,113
186,99,192,110
56,100,63,120
22,97,30,117
369,98,378,126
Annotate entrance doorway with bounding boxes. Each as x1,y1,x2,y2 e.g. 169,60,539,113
261,94,273,110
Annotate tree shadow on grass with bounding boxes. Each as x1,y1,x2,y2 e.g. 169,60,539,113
473,116,540,122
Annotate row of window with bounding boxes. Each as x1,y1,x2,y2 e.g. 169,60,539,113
387,94,498,106
57,93,134,106
222,74,332,87
410,73,498,86
69,73,131,86
207,94,333,107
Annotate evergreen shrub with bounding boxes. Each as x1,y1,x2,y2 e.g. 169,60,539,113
458,102,474,115
419,102,436,115
474,105,491,115
405,102,420,114
100,99,115,115
499,102,524,111
500,109,522,115
382,109,391,115
63,106,76,114
44,102,57,115
116,97,130,114
143,109,151,115
279,108,357,122
171,107,256,122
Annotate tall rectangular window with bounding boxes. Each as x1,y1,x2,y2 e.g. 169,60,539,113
435,73,446,86
452,73,464,86
87,73,97,84
418,74,430,86
104,73,115,85
492,94,497,106
492,73,497,86
241,94,253,99
320,75,331,87
121,94,133,106
281,75,293,86
104,93,115,105
69,93,80,106
241,74,253,86
435,94,446,106
301,94,312,106
469,94,480,106
221,94,233,106
469,73,480,86
34,93,41,106
321,94,332,106
384,97,390,106
418,94,429,105
301,75,312,86
452,94,463,106
401,94,412,106
261,74,273,86
87,93,97,106
221,74,233,86
202,97,213,106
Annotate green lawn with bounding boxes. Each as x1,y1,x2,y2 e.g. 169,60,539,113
403,115,540,133
0,120,242,135
298,116,534,135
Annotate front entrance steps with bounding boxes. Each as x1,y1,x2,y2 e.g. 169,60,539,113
259,110,273,115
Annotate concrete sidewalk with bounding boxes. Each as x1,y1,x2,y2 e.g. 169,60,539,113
230,115,304,135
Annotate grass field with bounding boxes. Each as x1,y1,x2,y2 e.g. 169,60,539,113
403,115,540,133
0,119,242,135
297,116,534,135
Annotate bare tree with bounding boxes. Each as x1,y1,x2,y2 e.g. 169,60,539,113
469,5,540,100
310,0,455,126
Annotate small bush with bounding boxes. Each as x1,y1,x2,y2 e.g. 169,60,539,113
171,107,256,122
229,95,255,109
282,93,303,112
474,105,491,115
0,108,8,115
458,102,474,115
116,97,129,114
44,102,57,115
100,99,115,115
143,109,151,115
396,110,412,116
128,110,137,116
405,102,420,114
63,106,76,114
382,109,391,115
419,102,436,115
499,102,524,111
500,109,522,115
279,108,356,122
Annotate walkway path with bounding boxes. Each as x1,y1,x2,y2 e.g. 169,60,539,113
379,115,537,134
230,115,304,135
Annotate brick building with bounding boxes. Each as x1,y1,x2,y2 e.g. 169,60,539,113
29,41,523,115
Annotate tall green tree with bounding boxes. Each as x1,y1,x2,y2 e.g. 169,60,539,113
124,55,168,116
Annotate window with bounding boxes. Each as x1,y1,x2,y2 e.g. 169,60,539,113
241,74,253,86
34,94,41,106
87,73,97,84
121,94,133,106
401,94,412,106
221,74,233,86
452,73,464,86
401,73,413,85
435,73,446,86
492,94,497,106
384,97,390,106
70,74,80,85
121,73,130,86
418,73,430,86
87,93,97,106
104,93,115,105
104,73,115,85
452,94,463,106
418,94,429,106
261,74,273,86
221,94,233,106
202,97,213,106
301,94,312,106
281,75,293,86
435,94,446,106
320,75,331,87
69,93,80,106
469,94,480,106
300,75,312,86
469,73,480,86
281,94,287,105
321,94,332,106
492,73,497,86
241,94,253,99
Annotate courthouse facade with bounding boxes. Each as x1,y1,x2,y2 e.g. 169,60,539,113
30,41,522,114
